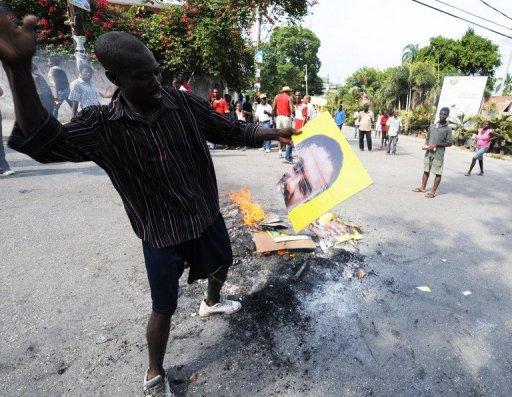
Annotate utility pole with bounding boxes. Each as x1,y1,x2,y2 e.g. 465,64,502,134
305,64,308,96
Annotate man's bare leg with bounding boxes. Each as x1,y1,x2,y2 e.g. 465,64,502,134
421,171,430,190
146,311,171,380
431,174,442,195
206,266,228,306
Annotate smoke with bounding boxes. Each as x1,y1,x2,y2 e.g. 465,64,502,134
0,50,115,131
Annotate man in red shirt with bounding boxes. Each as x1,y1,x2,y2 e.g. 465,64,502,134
380,112,390,148
211,88,230,116
273,86,293,158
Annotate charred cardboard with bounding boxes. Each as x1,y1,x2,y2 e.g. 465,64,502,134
252,231,316,253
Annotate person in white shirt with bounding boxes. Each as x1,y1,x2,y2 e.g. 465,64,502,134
255,94,274,153
353,109,360,138
235,102,246,122
303,95,316,123
357,103,374,151
375,112,382,139
386,111,402,155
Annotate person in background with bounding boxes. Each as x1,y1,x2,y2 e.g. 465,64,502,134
47,57,71,119
241,93,253,122
375,111,382,139
380,111,390,148
293,92,305,130
235,102,246,122
353,108,360,138
273,86,293,158
357,103,374,151
208,83,220,104
303,95,316,123
255,93,273,153
465,120,498,176
334,103,346,131
32,63,55,115
412,107,453,198
0,86,14,177
211,88,230,117
386,111,402,155
69,64,100,118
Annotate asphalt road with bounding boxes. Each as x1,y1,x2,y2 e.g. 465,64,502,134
1,126,511,396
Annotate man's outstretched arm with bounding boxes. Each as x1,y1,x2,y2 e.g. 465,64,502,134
0,14,46,136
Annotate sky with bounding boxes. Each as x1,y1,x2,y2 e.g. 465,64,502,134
301,0,512,85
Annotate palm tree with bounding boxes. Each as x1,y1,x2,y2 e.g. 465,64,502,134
402,44,420,64
503,74,512,96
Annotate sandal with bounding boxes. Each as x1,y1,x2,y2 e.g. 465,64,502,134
412,187,426,193
425,192,436,198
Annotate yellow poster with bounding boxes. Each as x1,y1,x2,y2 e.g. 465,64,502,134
278,112,373,232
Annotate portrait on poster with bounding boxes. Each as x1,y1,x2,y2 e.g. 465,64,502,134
278,112,372,232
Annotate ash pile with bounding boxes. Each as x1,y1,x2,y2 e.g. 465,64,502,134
210,190,371,391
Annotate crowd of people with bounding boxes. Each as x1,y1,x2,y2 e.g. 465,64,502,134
207,85,318,164
0,57,114,177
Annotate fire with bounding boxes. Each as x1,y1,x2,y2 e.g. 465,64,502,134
228,188,266,227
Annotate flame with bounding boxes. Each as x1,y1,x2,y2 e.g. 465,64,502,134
228,188,266,227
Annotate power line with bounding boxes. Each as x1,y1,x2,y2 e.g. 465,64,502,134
432,0,512,32
410,0,512,40
479,0,512,23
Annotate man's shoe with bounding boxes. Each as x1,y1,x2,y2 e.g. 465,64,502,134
199,298,241,317
278,150,283,158
143,370,174,397
0,170,15,177
258,147,265,151
265,149,270,153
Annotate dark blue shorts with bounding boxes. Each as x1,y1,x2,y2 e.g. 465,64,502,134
142,213,232,315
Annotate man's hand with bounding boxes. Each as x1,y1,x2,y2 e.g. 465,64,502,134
0,14,37,67
427,143,437,150
277,127,300,145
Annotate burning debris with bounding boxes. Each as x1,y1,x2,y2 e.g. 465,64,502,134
222,188,366,268
228,188,266,227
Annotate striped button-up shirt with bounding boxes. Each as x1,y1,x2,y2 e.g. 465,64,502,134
8,87,259,248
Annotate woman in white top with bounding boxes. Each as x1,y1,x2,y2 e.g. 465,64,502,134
375,113,382,139
235,102,246,122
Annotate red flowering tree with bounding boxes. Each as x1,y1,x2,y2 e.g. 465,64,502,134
4,0,316,89
4,0,118,49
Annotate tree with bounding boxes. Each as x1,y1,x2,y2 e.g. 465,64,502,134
260,25,323,96
495,73,512,95
418,28,501,77
402,43,419,63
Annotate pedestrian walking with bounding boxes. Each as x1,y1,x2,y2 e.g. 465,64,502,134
412,107,453,198
380,112,389,148
273,86,293,158
0,19,298,397
256,94,274,153
0,86,14,177
353,109,360,138
465,121,498,176
32,63,55,114
334,103,346,131
357,103,374,151
47,57,72,119
386,111,402,155
375,112,382,139
69,64,100,117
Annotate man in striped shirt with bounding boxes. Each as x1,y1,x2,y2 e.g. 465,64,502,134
0,16,297,397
